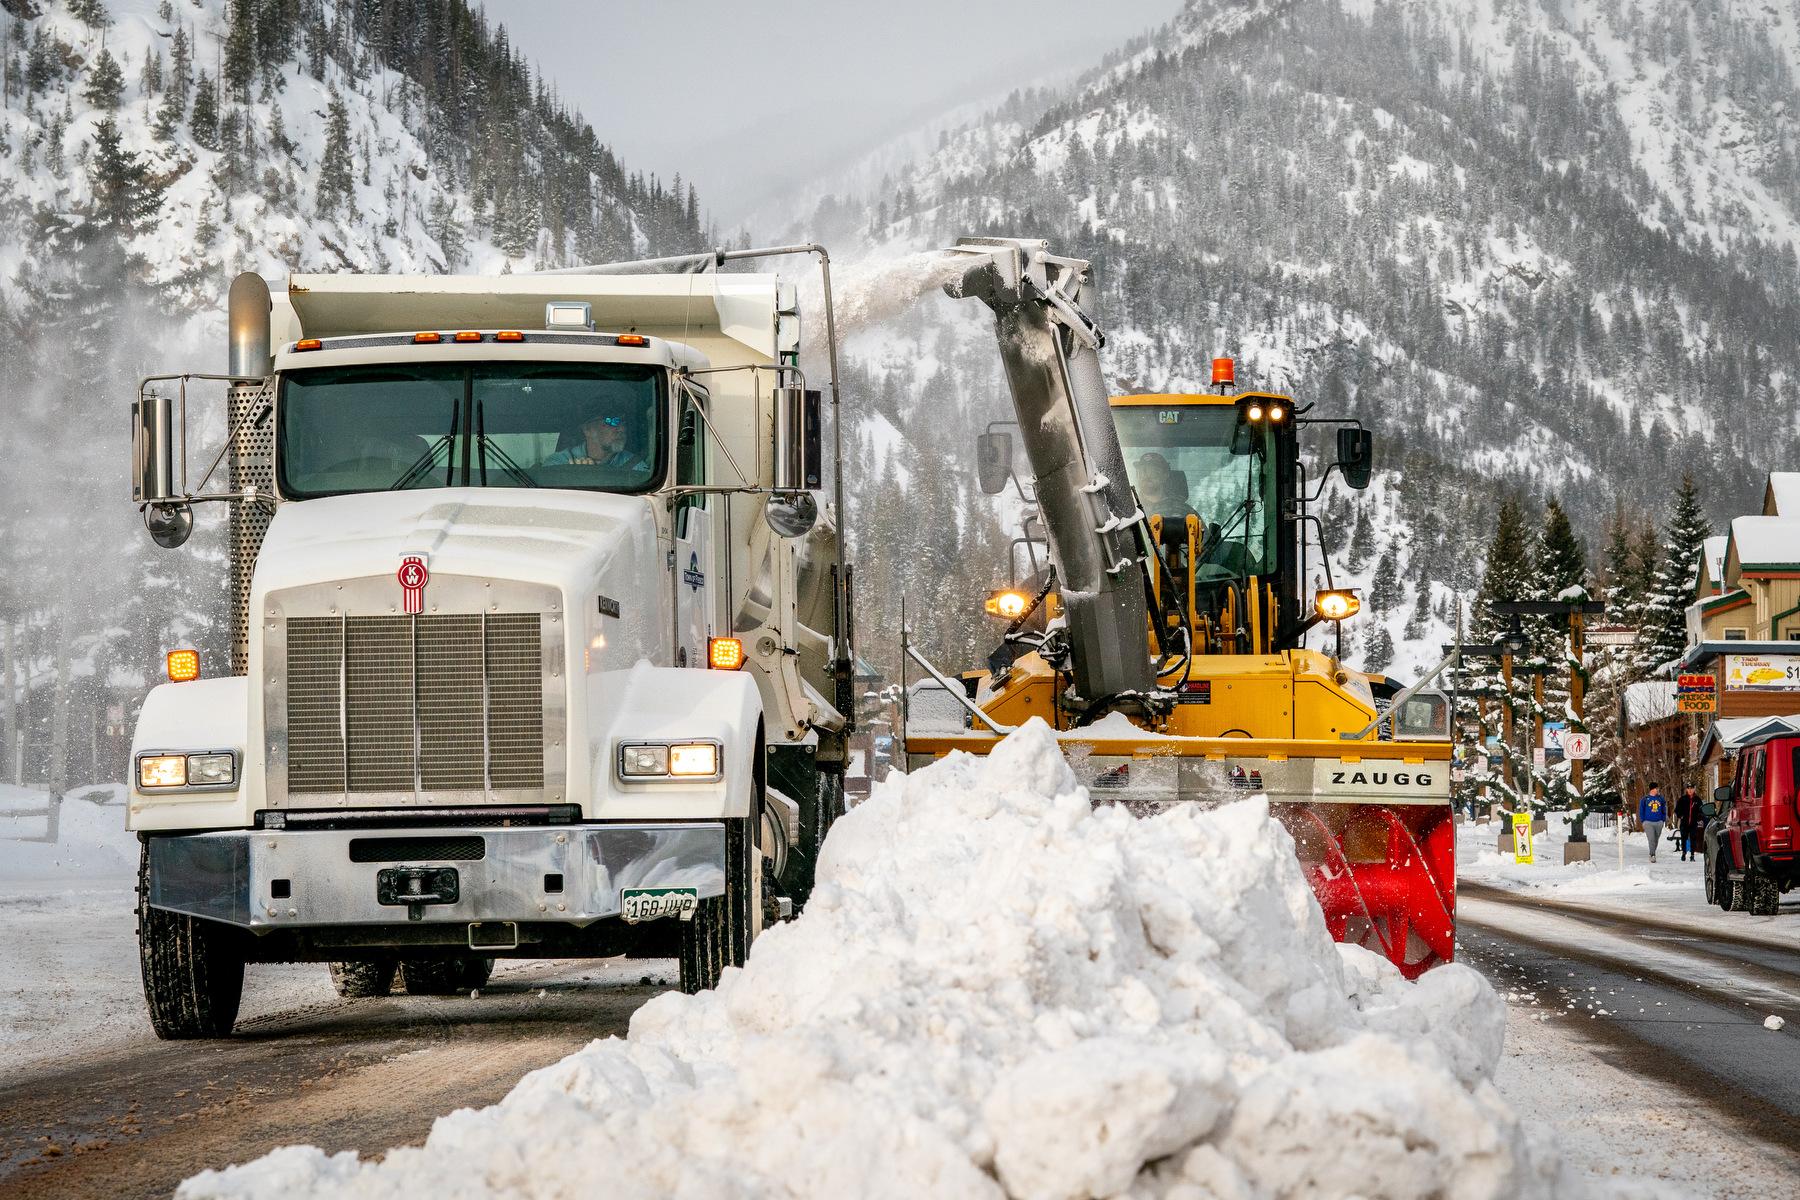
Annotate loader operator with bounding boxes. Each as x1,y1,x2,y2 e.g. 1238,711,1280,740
1134,453,1197,522
543,405,649,471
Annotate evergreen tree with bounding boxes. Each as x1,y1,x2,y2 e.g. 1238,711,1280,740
83,47,124,111
1536,499,1586,605
428,193,466,269
69,0,111,29
1636,474,1710,675
189,69,219,149
224,0,256,98
1360,624,1395,672
315,91,355,218
87,118,165,236
152,73,185,141
1600,501,1636,622
1369,542,1403,613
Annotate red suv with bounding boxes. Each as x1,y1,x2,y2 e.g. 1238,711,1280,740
1706,732,1799,915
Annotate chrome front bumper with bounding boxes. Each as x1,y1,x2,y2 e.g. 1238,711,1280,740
146,823,725,930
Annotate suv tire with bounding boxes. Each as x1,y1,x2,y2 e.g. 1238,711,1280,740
1747,868,1781,916
137,844,246,1039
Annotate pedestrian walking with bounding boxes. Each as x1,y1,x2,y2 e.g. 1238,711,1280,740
1673,784,1704,863
1638,784,1669,863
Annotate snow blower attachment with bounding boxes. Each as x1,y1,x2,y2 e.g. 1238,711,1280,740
906,237,1456,978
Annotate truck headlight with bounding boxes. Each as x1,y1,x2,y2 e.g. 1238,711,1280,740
137,750,238,790
138,754,187,788
187,753,237,785
617,740,722,782
668,743,719,778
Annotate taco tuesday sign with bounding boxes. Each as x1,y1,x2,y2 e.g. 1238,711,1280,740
1725,654,1800,692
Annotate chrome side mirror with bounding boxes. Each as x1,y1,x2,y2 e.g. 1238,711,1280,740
765,493,818,538
773,387,823,492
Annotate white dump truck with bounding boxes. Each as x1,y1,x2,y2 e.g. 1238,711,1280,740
128,247,855,1036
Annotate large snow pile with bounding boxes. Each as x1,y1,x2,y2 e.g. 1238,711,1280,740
182,720,1582,1200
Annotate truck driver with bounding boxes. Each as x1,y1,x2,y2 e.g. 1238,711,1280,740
543,405,649,471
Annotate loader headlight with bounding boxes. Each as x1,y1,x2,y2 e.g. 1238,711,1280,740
617,740,723,782
1314,589,1361,621
984,588,1031,619
136,750,238,791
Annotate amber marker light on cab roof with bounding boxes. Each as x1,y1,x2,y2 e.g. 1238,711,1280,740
454,331,482,343
615,334,649,347
708,636,744,670
167,649,200,682
1212,356,1235,386
495,330,525,342
413,331,442,344
294,338,323,351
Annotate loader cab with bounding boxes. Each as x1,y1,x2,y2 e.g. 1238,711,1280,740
1111,392,1300,652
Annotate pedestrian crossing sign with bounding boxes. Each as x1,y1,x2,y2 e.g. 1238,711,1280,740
1512,812,1535,863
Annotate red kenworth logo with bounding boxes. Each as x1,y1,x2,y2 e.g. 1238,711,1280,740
398,556,429,614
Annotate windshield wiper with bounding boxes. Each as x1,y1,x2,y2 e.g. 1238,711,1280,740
389,433,455,490
474,433,538,488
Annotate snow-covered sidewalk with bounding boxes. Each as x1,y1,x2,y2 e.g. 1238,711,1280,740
181,721,1607,1199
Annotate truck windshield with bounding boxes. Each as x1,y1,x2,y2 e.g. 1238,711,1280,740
278,362,665,498
1114,403,1277,581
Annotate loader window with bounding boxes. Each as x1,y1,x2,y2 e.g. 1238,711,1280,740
278,362,665,497
1115,404,1277,581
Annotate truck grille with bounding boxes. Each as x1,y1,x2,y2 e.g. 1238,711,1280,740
286,613,545,795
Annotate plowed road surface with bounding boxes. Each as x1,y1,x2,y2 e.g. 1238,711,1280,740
0,961,661,1199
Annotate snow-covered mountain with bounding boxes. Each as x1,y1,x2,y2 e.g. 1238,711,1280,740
788,0,1800,680
0,0,711,793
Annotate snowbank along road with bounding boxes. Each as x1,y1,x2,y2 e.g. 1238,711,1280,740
168,721,1603,1200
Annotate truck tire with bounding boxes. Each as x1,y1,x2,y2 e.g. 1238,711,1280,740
679,815,756,995
400,956,494,995
137,845,245,1039
1723,870,1745,913
1704,855,1717,906
1747,869,1781,916
328,959,398,998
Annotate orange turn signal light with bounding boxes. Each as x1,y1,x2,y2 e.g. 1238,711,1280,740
413,331,442,344
454,330,482,343
166,649,200,683
495,330,524,343
615,334,649,347
294,338,322,351
707,637,744,670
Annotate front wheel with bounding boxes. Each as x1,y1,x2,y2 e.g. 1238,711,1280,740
137,844,246,1039
679,816,757,994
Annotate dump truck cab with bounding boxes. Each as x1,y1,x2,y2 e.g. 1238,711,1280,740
128,259,853,1036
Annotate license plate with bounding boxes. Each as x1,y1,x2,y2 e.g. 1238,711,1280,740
620,886,699,923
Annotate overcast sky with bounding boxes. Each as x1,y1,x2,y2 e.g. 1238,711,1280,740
494,0,1181,227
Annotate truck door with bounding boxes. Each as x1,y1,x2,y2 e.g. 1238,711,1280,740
1734,747,1764,866
672,384,719,668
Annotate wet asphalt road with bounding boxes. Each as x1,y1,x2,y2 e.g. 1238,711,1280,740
0,961,664,1200
1458,885,1800,1167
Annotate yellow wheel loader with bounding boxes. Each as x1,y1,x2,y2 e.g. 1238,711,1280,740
904,239,1456,978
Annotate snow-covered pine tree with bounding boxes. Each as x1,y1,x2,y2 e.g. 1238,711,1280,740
1469,495,1535,805
314,90,354,218
188,68,218,149
1635,474,1709,676
83,47,122,111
